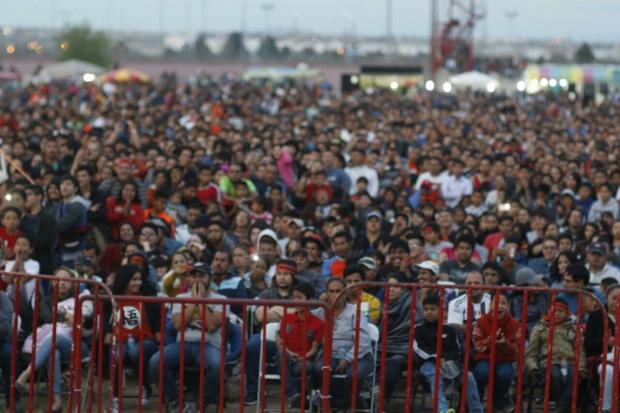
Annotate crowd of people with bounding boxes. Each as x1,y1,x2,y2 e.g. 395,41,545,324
0,76,619,413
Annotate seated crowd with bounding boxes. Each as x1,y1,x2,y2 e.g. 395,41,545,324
0,80,618,413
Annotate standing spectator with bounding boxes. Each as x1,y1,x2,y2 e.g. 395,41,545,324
54,175,88,265
345,147,379,198
441,158,473,208
106,181,144,241
473,292,519,411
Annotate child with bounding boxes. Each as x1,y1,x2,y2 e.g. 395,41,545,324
0,206,23,260
525,298,587,411
414,293,483,413
4,234,40,275
276,282,324,408
473,292,519,411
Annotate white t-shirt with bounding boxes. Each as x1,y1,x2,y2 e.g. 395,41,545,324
447,293,492,326
414,171,448,191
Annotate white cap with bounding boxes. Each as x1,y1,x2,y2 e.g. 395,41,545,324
415,260,439,275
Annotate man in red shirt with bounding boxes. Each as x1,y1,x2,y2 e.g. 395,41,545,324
276,282,324,407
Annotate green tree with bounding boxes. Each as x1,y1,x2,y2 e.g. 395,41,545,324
194,33,212,59
55,24,112,67
257,36,279,59
574,43,595,63
220,32,247,58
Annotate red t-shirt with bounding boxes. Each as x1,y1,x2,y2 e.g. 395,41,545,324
116,300,154,342
197,183,220,205
279,312,324,355
0,227,22,252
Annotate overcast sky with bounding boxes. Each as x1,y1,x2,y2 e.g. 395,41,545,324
2,0,618,42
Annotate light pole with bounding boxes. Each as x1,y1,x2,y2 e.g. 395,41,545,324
261,3,275,36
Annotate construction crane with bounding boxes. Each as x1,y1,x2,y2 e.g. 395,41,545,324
430,0,485,78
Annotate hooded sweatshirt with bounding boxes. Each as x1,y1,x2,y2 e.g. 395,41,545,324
473,311,520,362
525,317,586,373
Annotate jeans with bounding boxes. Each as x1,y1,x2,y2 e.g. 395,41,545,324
277,352,316,398
420,360,483,413
34,334,72,395
149,341,221,404
245,333,278,397
383,353,408,402
541,364,574,409
315,353,374,409
473,360,515,408
0,340,12,403
598,363,614,411
113,338,158,394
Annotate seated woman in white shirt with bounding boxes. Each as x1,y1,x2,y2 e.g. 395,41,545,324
4,234,40,275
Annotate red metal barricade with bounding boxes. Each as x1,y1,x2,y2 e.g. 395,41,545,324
322,282,620,413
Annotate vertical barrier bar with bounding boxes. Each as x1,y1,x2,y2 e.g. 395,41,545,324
349,288,363,412
158,302,165,413
570,292,583,413
320,305,334,413
97,300,105,413
110,293,119,413
377,286,391,413
259,305,268,413
487,289,500,413
73,288,86,413
280,305,287,413
117,309,126,413
597,308,609,413
179,303,186,413
432,288,446,413
218,305,228,413
299,308,308,413
459,289,474,413
612,303,620,413
543,293,557,413
404,286,418,413
86,287,101,413
137,301,145,413
198,304,207,413
47,279,60,413
515,290,528,413
27,278,41,412
8,276,22,413
240,305,248,413
68,283,81,412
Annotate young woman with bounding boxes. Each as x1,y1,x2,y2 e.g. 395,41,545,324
161,251,192,296
106,182,144,241
15,267,93,412
105,264,160,406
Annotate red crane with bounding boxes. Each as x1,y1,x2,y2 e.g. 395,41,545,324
430,0,485,77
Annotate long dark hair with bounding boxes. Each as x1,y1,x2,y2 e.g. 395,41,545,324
111,264,157,296
549,251,578,283
116,181,141,205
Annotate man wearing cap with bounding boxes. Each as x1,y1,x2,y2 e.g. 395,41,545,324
244,258,297,405
586,241,620,285
149,262,225,410
257,229,281,280
509,268,549,334
354,210,383,256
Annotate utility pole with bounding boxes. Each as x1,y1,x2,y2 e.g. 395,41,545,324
429,0,438,78
386,0,394,56
261,3,275,36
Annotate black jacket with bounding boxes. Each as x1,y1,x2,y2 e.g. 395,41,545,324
413,319,461,362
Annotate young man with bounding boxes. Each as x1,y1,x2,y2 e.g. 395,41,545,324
22,184,57,274
343,264,381,325
54,175,88,265
588,182,618,223
414,293,483,413
276,282,324,407
439,234,480,284
321,231,352,278
148,263,224,410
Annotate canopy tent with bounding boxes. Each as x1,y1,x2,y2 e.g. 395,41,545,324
242,66,322,82
98,68,151,83
449,71,498,91
37,60,103,81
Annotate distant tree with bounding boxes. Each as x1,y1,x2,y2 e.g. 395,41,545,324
299,47,317,58
194,33,212,59
574,43,595,63
257,36,279,59
55,24,112,67
220,32,247,58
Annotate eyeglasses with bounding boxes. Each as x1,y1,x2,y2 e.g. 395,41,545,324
141,231,156,237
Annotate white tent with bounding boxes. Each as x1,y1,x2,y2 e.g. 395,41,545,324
35,60,104,82
449,71,498,92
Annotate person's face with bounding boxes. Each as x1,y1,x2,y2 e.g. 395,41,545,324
121,184,136,203
212,252,230,274
172,254,188,274
304,242,320,260
558,238,572,253
332,236,349,258
598,187,611,202
258,242,277,265
423,229,438,244
456,242,473,262
207,224,223,244
326,281,345,306
13,237,31,257
292,254,307,271
251,260,267,277
24,189,41,210
124,244,139,257
2,211,19,230
557,255,570,275
607,288,620,314
563,274,581,290
366,217,381,233
387,277,403,301
115,163,131,181
345,272,363,299
423,304,439,322
417,269,436,284
59,180,76,198
7,193,25,211
232,248,248,269
275,271,294,289
588,251,606,268
389,247,407,268
498,219,512,234
57,270,73,295
228,165,242,182
126,272,143,295
553,306,567,323
76,170,90,188
118,223,135,242
482,268,501,285
292,289,308,311
140,227,158,247
542,240,558,261
496,294,509,318
465,273,484,297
